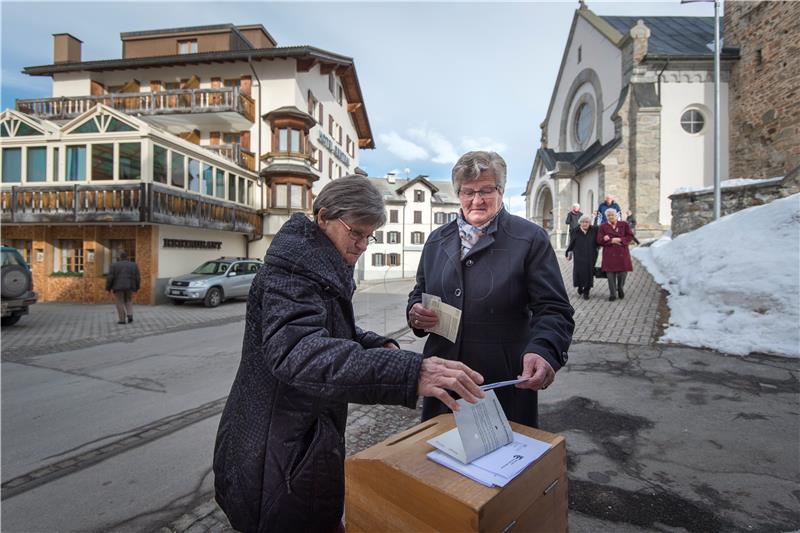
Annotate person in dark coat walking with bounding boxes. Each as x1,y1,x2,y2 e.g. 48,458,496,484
626,210,641,245
597,208,634,301
105,251,140,324
407,151,575,428
565,203,583,246
566,214,599,300
214,176,485,533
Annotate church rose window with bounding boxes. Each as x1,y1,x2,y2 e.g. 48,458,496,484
681,109,705,134
574,102,592,145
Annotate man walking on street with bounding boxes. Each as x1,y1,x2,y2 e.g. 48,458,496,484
598,195,622,224
106,251,141,324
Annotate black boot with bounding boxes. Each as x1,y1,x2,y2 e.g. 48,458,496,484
583,289,590,300
618,288,624,299
577,287,583,295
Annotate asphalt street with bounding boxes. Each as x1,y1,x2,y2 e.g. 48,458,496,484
2,265,798,533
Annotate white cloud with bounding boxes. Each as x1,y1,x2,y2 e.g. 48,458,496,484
460,136,509,154
504,196,527,218
407,127,460,165
377,132,429,161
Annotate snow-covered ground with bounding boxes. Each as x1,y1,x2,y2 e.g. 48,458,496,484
633,194,800,357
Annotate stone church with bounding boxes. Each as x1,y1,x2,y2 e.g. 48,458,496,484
524,4,738,247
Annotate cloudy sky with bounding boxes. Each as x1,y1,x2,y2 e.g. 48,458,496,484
1,0,712,214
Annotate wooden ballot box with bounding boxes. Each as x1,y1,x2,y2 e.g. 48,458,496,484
345,414,567,533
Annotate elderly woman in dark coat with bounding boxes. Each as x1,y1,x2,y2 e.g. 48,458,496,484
597,208,634,301
214,176,484,533
566,214,599,300
407,151,575,428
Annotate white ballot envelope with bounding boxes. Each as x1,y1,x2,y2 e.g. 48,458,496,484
427,390,513,464
421,293,461,343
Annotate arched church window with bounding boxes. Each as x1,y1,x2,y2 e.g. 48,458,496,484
680,109,705,134
574,103,593,146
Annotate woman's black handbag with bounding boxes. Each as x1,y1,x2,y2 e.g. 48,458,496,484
594,267,607,279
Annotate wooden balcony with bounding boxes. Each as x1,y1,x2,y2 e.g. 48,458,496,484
1,183,261,237
204,143,256,172
16,87,256,125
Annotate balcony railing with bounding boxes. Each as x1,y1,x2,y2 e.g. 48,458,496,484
205,143,256,172
15,88,256,123
1,183,261,236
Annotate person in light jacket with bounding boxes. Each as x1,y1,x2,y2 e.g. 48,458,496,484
214,176,485,533
597,208,634,301
105,251,140,324
407,151,575,428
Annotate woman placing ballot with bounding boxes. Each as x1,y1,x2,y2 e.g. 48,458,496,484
407,151,575,427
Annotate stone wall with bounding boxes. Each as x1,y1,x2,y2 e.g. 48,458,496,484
669,166,799,236
725,1,800,179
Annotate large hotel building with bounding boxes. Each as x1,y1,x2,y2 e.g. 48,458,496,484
1,23,374,303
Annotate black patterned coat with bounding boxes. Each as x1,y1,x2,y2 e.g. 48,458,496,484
407,209,574,428
214,213,422,533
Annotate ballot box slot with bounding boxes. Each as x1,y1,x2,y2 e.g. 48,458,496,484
385,422,437,446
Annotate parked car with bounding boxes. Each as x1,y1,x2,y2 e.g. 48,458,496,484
1,246,38,326
165,257,262,307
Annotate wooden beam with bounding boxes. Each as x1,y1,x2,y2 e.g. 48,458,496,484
296,58,317,72
319,62,337,75
358,138,372,148
347,102,363,113
335,64,351,76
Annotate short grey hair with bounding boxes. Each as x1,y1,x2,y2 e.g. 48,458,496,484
605,208,619,218
313,175,387,227
452,151,507,193
579,214,593,223
572,203,581,210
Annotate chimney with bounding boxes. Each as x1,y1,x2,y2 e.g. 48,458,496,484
630,20,651,64
386,172,396,184
53,33,82,64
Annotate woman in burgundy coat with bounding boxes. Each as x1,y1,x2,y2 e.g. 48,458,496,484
596,208,634,301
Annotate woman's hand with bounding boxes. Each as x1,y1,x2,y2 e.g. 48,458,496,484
409,303,439,330
603,235,611,241
417,357,484,411
611,237,622,245
516,353,555,391
383,342,399,349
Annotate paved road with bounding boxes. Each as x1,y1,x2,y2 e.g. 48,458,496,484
3,260,798,533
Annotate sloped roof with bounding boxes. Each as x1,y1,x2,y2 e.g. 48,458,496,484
601,16,718,57
538,136,622,175
368,177,459,205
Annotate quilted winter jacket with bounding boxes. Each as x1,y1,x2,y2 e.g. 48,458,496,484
105,260,140,292
213,213,423,533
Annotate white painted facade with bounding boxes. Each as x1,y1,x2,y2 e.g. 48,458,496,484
156,225,247,278
357,177,460,282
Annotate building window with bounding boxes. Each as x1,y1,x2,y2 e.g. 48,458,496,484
228,174,237,201
328,115,334,136
387,253,401,266
578,45,582,64
2,239,32,264
337,124,343,145
414,190,425,202
414,211,422,224
119,142,141,180
202,164,214,195
328,73,335,95
574,102,593,145
373,231,384,244
153,145,167,183
681,109,705,134
434,212,446,224
178,39,198,54
27,146,47,182
273,183,288,208
66,145,87,181
307,90,318,116
215,169,225,198
372,253,385,267
53,147,59,181
223,132,241,145
290,184,303,208
316,151,324,171
188,158,200,192
277,128,301,153
337,84,343,105
56,240,84,273
248,180,254,207
328,158,333,179
448,212,458,222
389,210,398,223
171,152,185,188
411,231,425,245
105,239,136,273
318,102,324,126
238,176,246,204
387,231,401,244
2,147,22,183
91,143,114,181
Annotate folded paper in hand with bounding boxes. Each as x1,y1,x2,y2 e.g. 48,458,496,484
421,293,461,343
426,390,552,487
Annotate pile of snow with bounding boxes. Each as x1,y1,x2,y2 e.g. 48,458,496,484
633,194,800,357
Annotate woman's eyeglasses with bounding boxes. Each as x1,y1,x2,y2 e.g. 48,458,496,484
337,218,377,245
458,186,501,199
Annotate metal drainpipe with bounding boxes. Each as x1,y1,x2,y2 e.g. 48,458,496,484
656,60,669,103
247,55,265,258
